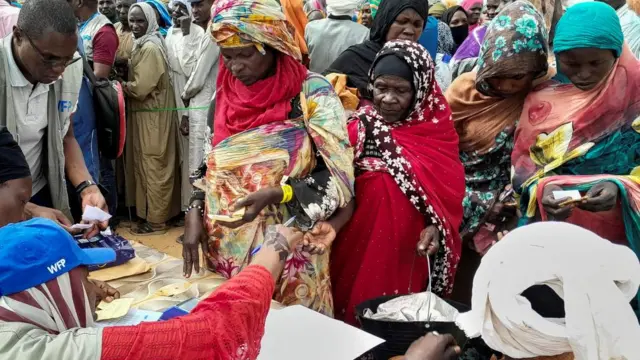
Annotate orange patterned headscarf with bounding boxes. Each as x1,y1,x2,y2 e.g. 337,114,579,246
210,0,303,60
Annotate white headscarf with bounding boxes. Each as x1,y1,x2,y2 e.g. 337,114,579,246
457,222,640,360
130,2,170,66
169,0,192,15
325,0,360,16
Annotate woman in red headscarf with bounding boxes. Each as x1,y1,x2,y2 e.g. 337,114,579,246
329,40,465,325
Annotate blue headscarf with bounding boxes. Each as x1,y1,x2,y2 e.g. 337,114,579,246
138,0,172,37
553,2,624,58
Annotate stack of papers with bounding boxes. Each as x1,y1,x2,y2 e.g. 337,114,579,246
258,305,384,360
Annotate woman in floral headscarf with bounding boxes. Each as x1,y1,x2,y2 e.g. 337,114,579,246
331,40,465,325
181,0,354,316
444,1,554,301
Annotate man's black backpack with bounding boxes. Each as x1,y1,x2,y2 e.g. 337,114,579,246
82,58,126,159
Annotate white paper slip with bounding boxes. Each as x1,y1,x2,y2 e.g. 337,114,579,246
553,190,582,200
257,305,384,360
96,309,162,328
70,223,93,230
82,205,112,222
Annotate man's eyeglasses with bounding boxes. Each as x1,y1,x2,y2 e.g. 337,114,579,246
18,28,82,68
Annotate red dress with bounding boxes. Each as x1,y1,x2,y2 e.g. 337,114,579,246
101,265,274,360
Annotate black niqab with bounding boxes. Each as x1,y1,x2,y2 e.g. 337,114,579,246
324,0,428,99
441,5,466,26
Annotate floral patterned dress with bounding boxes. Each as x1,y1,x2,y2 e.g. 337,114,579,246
460,129,514,239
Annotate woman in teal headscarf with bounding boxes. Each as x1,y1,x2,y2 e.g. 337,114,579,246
512,3,640,307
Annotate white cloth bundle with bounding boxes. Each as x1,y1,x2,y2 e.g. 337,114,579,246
456,222,640,360
325,0,361,16
363,292,459,322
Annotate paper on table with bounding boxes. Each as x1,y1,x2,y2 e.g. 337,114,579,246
96,309,162,328
96,298,134,321
82,205,112,222
257,305,384,360
553,190,582,201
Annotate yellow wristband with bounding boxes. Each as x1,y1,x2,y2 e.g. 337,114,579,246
281,184,293,203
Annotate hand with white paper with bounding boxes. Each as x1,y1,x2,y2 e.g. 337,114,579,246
541,184,574,221
80,186,109,238
80,205,112,239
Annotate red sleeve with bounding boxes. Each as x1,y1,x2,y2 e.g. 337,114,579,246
100,265,275,360
92,26,119,66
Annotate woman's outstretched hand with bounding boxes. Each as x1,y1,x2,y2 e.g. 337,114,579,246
217,187,283,229
252,225,304,281
303,221,337,255
417,225,440,257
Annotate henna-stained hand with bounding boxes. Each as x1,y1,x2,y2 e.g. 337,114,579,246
263,225,292,263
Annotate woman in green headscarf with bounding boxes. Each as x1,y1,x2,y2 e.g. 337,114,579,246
428,2,447,19
512,2,640,291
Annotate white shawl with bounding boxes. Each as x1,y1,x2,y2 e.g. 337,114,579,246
457,222,640,360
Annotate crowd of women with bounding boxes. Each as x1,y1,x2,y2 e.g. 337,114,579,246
0,0,638,358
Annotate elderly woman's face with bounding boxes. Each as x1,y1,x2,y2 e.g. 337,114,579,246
129,7,149,39
386,8,424,43
468,3,483,24
557,48,616,91
373,75,414,124
221,46,276,86
360,4,373,28
0,177,32,228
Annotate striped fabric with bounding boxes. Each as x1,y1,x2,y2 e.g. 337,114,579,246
0,270,94,334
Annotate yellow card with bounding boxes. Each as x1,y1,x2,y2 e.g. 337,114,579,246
96,298,134,321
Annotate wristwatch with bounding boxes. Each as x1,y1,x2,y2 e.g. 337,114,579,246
75,180,98,197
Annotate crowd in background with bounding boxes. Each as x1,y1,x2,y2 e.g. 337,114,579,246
0,0,639,358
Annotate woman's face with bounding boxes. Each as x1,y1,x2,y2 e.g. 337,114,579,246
221,46,276,86
468,3,483,24
360,4,373,28
486,73,536,97
557,48,616,91
385,8,425,43
373,75,414,124
485,0,501,21
129,7,149,39
450,10,468,27
0,177,32,228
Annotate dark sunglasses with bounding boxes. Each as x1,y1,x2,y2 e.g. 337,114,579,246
18,27,82,68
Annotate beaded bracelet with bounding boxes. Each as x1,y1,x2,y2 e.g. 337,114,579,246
185,203,204,217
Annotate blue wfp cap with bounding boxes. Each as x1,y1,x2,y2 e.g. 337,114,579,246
0,218,116,296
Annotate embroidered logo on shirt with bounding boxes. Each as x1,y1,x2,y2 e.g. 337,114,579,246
58,100,73,112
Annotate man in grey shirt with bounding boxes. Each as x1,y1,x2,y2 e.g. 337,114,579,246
305,0,369,74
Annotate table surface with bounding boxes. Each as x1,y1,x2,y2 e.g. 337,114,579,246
105,241,226,311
